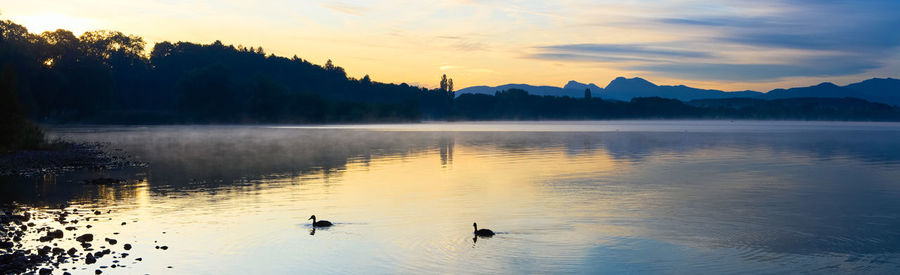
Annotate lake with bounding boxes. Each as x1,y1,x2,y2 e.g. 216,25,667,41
4,121,900,274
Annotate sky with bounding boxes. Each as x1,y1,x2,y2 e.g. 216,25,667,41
2,0,899,91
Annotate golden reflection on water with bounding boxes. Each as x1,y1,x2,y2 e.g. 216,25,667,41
8,124,900,274
27,137,644,273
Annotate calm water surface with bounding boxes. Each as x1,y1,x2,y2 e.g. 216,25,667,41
4,121,900,274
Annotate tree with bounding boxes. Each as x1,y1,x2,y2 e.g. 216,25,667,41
176,64,237,122
79,30,146,64
448,78,454,93
584,88,591,99
440,74,448,92
325,59,335,71
249,75,287,122
39,29,80,66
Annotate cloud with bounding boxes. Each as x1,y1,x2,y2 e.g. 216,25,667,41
321,1,369,16
631,56,880,81
658,18,729,27
527,52,661,63
659,1,900,52
437,36,487,51
453,40,487,51
537,43,711,59
440,65,461,70
529,0,900,82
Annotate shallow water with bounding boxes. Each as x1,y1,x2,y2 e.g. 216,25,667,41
4,121,900,274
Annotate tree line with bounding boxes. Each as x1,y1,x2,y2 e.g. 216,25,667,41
452,89,900,121
0,19,454,125
2,18,899,134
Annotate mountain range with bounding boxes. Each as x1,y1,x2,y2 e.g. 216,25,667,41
457,77,900,106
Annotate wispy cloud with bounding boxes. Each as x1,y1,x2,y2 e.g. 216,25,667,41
631,56,881,81
527,0,900,82
536,43,711,59
5,0,898,89
321,1,369,16
454,41,487,51
527,52,661,63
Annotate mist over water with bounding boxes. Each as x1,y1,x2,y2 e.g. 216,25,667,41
3,121,900,273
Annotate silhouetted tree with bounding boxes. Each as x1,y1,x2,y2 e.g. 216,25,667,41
584,88,591,99
176,64,237,122
448,78,454,94
0,18,897,125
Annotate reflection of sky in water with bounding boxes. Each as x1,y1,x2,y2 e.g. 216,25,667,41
3,121,900,273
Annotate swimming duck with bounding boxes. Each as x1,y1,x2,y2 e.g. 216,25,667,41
473,222,494,237
309,215,333,227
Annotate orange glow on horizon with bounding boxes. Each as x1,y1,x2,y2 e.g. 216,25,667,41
2,1,898,93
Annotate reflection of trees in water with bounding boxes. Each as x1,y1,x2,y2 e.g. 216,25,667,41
8,128,462,205
0,168,149,208
439,136,454,167
6,127,900,209
120,129,452,187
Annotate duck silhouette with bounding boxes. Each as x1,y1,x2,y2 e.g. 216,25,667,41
473,222,494,237
309,215,333,227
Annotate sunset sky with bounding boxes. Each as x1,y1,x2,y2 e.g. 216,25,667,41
4,0,899,91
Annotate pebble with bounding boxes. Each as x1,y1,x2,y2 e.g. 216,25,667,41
76,233,94,242
85,253,97,264
0,205,153,274
48,229,64,239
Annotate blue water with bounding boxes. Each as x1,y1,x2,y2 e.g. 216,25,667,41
3,121,900,274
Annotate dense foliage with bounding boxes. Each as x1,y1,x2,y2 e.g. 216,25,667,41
2,19,899,130
0,20,452,124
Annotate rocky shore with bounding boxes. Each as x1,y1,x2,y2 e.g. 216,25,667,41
1,141,159,274
0,206,166,274
0,142,142,176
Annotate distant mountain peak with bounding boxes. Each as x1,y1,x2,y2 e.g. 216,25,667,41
815,82,839,88
606,76,657,90
563,80,602,91
460,76,900,106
